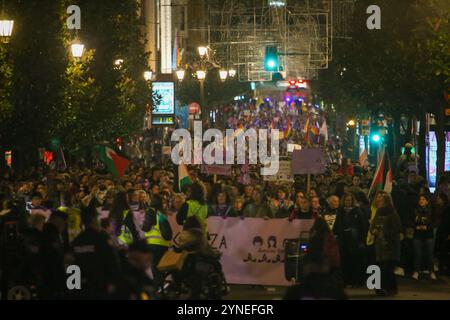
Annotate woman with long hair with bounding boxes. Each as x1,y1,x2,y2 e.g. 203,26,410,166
146,194,173,289
109,191,130,237
369,191,402,296
270,186,294,219
209,190,234,218
333,193,368,286
176,182,209,233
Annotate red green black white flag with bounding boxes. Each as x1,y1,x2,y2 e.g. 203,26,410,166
94,145,130,178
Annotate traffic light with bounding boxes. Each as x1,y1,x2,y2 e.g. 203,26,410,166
371,133,381,143
264,46,279,72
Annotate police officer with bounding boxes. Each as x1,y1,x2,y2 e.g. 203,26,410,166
145,195,172,289
70,206,121,299
40,209,68,299
113,241,158,300
21,214,46,293
0,199,29,299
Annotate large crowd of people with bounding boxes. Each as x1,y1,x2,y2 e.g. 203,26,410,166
1,100,450,300
0,154,449,299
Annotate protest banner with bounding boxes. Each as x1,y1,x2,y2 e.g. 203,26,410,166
263,160,293,182
201,164,233,176
168,215,314,286
292,148,326,175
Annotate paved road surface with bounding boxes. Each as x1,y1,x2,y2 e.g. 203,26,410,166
225,276,450,300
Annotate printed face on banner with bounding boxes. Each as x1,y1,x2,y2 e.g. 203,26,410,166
167,215,314,286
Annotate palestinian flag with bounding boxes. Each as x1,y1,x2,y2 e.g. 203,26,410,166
384,155,393,193
94,145,130,178
359,148,368,167
178,162,192,190
368,147,386,196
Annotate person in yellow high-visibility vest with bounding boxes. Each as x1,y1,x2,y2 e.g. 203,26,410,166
146,195,172,288
176,183,209,235
117,211,134,246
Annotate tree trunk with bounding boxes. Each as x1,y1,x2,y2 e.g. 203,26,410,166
418,113,427,177
436,103,446,184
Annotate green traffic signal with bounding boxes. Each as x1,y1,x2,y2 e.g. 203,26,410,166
371,133,381,143
264,46,279,72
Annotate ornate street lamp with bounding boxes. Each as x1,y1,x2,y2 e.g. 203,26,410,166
176,69,186,82
0,19,13,42
228,68,237,78
71,41,85,59
143,70,153,81
196,70,207,81
114,59,124,68
0,0,14,43
219,70,228,82
198,46,208,59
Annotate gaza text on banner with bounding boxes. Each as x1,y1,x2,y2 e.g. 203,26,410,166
167,215,314,286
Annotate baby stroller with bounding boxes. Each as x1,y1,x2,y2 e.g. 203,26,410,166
284,231,310,284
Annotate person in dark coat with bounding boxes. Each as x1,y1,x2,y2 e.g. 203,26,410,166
208,190,234,218
435,193,450,275
69,206,121,299
333,193,368,287
369,192,402,296
409,195,436,280
283,254,347,300
289,196,313,220
113,241,157,300
39,210,68,299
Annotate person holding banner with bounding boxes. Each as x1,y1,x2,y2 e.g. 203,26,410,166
242,189,273,219
209,190,234,218
176,183,208,234
270,187,294,219
289,196,313,220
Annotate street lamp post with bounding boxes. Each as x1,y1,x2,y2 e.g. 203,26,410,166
219,70,228,82
144,70,153,82
196,70,207,121
0,0,13,43
71,42,85,60
198,46,208,59
0,19,13,42
176,69,186,82
144,70,154,129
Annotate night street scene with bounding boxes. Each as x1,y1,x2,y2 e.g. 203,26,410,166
0,0,450,307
